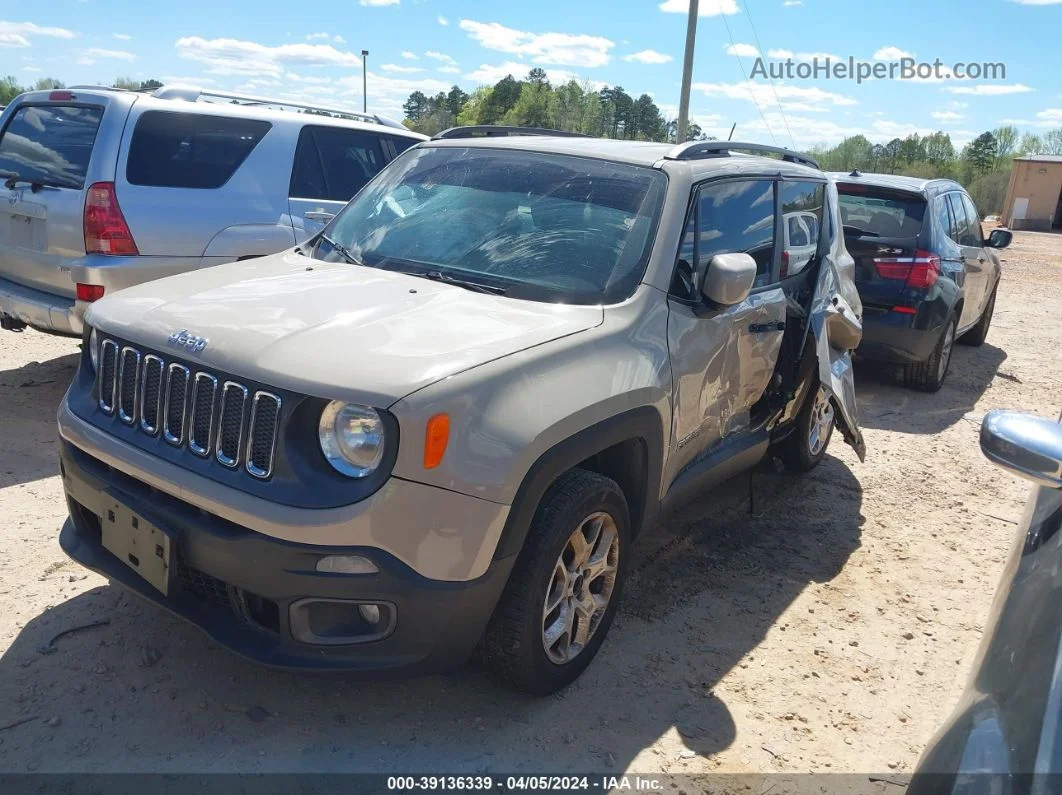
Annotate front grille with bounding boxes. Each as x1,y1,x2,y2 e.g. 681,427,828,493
247,392,281,479
216,382,247,467
98,339,118,414
96,337,281,479
188,373,217,457
139,355,164,435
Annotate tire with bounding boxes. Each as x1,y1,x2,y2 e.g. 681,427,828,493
777,382,835,473
904,315,957,392
480,469,630,694
959,285,996,347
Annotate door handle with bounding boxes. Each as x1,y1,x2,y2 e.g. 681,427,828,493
749,321,786,333
305,211,336,222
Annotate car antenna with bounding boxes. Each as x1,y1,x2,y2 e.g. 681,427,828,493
849,168,862,177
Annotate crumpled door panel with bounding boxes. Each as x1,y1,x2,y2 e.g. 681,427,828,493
812,181,866,461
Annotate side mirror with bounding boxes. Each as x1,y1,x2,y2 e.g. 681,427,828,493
701,253,757,306
986,228,1013,249
980,410,1062,489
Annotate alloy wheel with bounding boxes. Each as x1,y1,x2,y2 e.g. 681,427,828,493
808,386,835,456
541,511,620,665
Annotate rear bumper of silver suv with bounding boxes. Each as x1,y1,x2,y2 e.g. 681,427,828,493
0,274,84,336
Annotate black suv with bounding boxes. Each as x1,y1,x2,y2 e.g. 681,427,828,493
833,173,1012,391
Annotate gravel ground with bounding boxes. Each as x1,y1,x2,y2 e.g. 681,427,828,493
0,231,1059,775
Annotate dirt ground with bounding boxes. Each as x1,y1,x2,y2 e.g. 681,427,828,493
1,231,1060,776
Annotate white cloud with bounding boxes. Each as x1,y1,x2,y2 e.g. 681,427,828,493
945,83,1035,96
1037,108,1062,121
305,32,346,43
22,65,41,72
623,49,673,64
359,0,399,5
113,33,131,41
0,21,78,48
175,36,364,76
424,50,458,66
1000,108,1062,128
1007,0,1062,4
438,15,449,26
458,19,613,68
284,72,333,84
931,110,963,122
78,47,137,66
400,50,418,60
873,46,914,60
336,71,451,117
437,66,461,74
766,48,842,60
692,80,857,112
381,63,425,73
659,0,740,16
463,60,603,89
783,0,804,5
725,43,759,57
742,112,938,148
161,75,218,86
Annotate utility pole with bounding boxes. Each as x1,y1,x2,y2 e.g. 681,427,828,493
362,50,369,113
676,0,699,144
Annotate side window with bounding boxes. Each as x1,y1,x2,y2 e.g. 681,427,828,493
933,194,954,241
288,126,387,202
779,181,825,277
946,193,968,243
700,179,776,288
960,193,984,246
387,136,419,157
126,111,272,189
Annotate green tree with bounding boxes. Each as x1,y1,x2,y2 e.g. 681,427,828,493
924,131,956,168
1042,129,1062,156
140,79,163,91
402,91,429,123
526,67,549,86
632,94,665,141
552,81,585,132
963,131,998,175
503,81,556,128
456,86,492,126
0,75,23,105
480,75,522,123
33,77,65,90
1017,133,1044,156
112,76,140,90
445,85,468,118
992,125,1018,168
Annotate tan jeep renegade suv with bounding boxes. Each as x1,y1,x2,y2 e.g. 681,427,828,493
57,128,865,693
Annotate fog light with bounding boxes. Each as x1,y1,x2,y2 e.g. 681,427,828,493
315,555,378,574
358,604,381,625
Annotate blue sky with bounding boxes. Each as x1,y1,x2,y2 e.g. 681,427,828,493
3,0,1059,148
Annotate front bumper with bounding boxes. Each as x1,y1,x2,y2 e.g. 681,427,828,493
0,275,84,336
59,440,514,673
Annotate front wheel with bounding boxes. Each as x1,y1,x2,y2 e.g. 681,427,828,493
777,383,835,473
480,469,629,694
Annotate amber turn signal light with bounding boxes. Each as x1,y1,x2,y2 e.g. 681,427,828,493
424,414,450,469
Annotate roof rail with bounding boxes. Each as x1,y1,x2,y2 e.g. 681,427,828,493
147,86,409,130
664,140,820,170
433,125,590,140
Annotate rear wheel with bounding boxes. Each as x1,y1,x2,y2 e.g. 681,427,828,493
778,383,835,473
480,469,629,694
959,285,996,347
904,315,956,392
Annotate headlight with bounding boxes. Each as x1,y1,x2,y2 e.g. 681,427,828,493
88,327,99,373
318,401,385,478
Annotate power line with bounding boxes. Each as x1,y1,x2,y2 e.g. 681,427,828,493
741,0,797,150
719,8,778,146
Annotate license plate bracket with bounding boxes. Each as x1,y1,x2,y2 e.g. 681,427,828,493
101,497,174,596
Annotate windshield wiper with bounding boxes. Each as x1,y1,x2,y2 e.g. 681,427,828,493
418,270,507,296
318,234,363,267
2,173,71,191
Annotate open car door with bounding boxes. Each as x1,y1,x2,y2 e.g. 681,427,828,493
812,181,866,461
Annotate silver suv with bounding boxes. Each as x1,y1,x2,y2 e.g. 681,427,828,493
0,85,425,336
57,130,866,693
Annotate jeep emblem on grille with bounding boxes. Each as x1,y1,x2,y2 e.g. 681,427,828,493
167,329,208,354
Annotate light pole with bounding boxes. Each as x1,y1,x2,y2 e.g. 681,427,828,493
676,0,698,144
361,50,369,113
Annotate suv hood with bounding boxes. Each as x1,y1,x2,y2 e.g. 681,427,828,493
87,251,604,406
